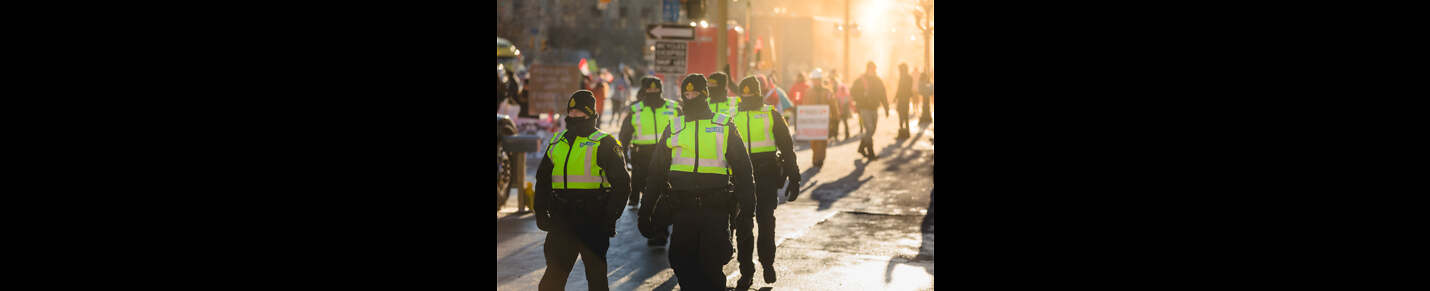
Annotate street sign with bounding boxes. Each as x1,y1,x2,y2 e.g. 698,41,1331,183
527,64,581,116
653,41,687,75
662,0,679,23
795,105,830,141
647,24,695,40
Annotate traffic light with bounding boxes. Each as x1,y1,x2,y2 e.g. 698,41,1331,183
684,0,704,21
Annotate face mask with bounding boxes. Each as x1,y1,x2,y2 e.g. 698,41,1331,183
565,116,595,133
642,92,663,104
682,94,709,112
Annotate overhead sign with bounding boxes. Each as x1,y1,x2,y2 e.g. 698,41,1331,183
527,64,582,116
794,105,829,141
653,41,687,75
647,24,695,40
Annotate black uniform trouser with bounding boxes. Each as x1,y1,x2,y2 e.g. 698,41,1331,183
539,199,610,291
897,99,911,133
628,145,656,205
736,158,781,276
668,191,734,291
629,145,670,242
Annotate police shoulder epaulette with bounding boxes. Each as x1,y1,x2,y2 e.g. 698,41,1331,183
589,130,609,141
550,130,567,144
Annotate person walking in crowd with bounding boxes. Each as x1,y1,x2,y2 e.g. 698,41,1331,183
919,71,933,124
533,90,632,291
620,76,683,247
593,75,608,127
850,61,890,160
707,72,740,117
730,75,801,289
638,74,757,291
806,69,839,168
829,70,853,141
894,63,914,140
788,72,809,106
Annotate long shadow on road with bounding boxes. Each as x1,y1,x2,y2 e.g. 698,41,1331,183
810,159,873,211
495,213,546,287
884,187,935,284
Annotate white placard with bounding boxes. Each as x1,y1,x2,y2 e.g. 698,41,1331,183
794,105,828,141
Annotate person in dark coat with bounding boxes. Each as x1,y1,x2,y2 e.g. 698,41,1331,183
894,63,914,139
850,61,890,160
533,91,632,291
639,74,757,291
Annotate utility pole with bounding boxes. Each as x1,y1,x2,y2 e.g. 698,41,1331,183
717,0,728,76
916,0,933,74
916,0,934,123
844,0,850,83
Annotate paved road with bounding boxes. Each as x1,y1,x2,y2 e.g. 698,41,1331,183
499,102,934,290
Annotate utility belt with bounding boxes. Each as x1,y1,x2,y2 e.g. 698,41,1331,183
670,187,733,210
552,189,610,209
630,144,660,154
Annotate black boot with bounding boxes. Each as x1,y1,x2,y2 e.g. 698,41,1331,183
763,264,777,283
737,275,753,290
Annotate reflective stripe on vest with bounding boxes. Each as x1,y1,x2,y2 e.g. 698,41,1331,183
666,118,731,175
631,101,679,145
708,97,742,119
547,130,611,189
734,105,779,153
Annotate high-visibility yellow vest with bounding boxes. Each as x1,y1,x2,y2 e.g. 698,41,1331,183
666,114,732,175
708,96,742,119
732,104,778,153
547,130,613,189
630,101,681,145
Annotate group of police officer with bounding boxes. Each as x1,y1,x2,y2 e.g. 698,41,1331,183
533,71,801,290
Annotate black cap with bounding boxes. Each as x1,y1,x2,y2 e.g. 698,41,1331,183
708,72,729,97
681,73,707,97
640,76,662,93
567,90,597,117
737,76,762,97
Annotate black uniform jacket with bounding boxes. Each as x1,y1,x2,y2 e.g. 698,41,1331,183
534,132,632,232
736,106,799,176
638,111,757,222
619,99,683,152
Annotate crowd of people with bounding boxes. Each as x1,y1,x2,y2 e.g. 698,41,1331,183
501,58,932,290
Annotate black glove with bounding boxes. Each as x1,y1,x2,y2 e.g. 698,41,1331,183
536,211,552,231
785,177,801,202
638,216,653,238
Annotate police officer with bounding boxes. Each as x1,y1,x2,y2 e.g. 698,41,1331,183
639,74,757,291
707,72,740,117
534,90,632,291
620,76,682,246
729,76,802,289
